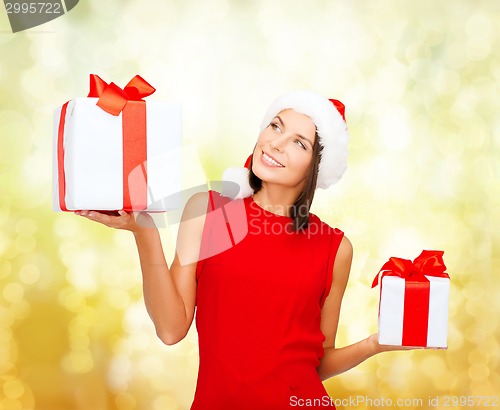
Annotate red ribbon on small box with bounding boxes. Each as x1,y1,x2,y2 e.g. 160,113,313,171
57,74,155,211
372,250,449,346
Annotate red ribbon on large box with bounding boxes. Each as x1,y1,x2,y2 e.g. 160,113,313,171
57,74,155,211
372,250,449,346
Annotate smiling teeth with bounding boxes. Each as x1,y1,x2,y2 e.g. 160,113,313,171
263,152,284,167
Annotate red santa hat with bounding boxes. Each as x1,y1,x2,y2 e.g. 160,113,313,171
222,90,349,198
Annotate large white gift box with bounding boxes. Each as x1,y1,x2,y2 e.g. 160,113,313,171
53,75,182,212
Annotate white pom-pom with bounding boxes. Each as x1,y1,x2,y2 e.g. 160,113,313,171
221,167,253,199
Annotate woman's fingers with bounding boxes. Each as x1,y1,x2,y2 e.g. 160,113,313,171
370,333,445,352
75,210,112,225
75,210,132,229
74,210,155,232
87,211,115,226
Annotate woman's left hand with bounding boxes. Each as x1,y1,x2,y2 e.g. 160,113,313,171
368,333,447,353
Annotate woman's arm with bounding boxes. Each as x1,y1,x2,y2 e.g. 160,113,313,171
75,191,208,345
317,236,412,381
318,335,381,381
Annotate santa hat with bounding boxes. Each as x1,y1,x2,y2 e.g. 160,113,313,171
222,90,349,199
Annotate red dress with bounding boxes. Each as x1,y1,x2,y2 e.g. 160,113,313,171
191,191,344,410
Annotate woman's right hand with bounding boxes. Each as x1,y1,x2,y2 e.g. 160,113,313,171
74,210,155,234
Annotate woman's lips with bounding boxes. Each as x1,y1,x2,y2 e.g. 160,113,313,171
261,151,285,168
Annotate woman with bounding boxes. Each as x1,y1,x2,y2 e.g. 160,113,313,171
76,91,411,409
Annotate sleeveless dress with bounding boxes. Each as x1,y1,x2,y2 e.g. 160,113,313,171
191,191,344,410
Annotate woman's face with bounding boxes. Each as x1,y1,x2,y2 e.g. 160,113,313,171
252,109,316,190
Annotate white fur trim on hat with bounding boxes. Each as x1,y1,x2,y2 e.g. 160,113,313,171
222,167,253,199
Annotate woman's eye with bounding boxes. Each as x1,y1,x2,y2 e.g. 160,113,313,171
295,139,306,149
270,123,281,132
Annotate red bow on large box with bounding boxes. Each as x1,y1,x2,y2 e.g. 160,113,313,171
87,73,155,116
57,74,155,211
372,250,449,346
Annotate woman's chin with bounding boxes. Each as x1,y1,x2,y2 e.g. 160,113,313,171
253,169,293,187
252,165,280,182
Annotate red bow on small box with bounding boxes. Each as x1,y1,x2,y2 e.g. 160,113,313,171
372,250,449,347
371,250,448,288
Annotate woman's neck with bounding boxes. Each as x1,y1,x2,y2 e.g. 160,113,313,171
252,184,301,217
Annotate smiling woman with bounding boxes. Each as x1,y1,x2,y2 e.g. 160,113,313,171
250,108,321,229
254,109,316,179
236,91,348,232
75,90,417,410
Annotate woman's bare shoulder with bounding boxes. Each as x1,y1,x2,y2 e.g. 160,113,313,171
180,191,211,222
338,235,352,254
335,235,353,275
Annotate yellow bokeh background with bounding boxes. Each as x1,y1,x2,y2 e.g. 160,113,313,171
1,0,499,409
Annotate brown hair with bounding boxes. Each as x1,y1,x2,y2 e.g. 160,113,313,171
248,131,324,231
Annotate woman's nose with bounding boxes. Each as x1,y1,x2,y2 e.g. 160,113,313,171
270,134,287,151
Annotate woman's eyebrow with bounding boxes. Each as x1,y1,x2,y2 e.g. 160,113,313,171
276,115,285,128
275,115,314,147
298,134,314,148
